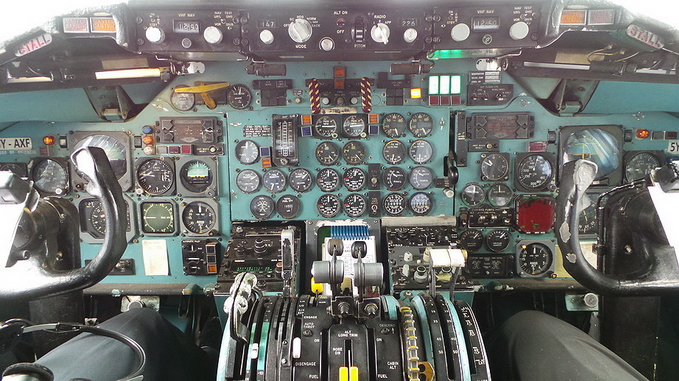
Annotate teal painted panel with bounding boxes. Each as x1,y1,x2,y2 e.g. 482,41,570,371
585,81,679,113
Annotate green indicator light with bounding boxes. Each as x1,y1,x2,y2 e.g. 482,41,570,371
451,75,462,95
428,50,467,59
428,76,439,95
440,75,450,95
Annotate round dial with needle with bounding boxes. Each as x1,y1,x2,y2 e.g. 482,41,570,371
343,167,367,191
408,140,433,164
409,166,434,190
289,168,313,193
516,154,553,190
480,153,509,181
314,115,338,138
235,140,260,165
227,84,253,110
316,168,341,192
409,192,433,216
136,158,174,195
344,193,367,217
236,169,261,193
381,113,407,138
382,140,407,165
317,194,341,218
383,166,407,191
170,86,196,111
316,141,341,165
31,158,69,195
383,193,406,216
461,183,485,206
342,141,367,165
342,115,366,138
408,112,434,137
262,169,287,193
518,242,553,276
182,201,217,234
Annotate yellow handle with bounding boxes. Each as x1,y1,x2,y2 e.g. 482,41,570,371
174,82,230,93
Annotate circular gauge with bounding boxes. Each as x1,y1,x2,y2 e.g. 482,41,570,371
136,158,174,195
182,201,216,234
276,195,301,219
315,141,341,165
235,140,260,165
485,229,510,252
409,166,434,190
343,167,367,191
578,193,598,235
562,129,620,179
170,86,196,111
344,193,367,217
383,192,407,216
625,152,660,182
316,167,341,192
342,141,367,165
73,134,128,180
289,168,313,193
481,153,509,181
262,169,287,193
314,115,338,138
409,192,433,216
383,166,407,191
235,169,261,193
80,198,133,240
487,183,513,207
250,195,275,219
409,112,434,137
517,154,553,190
461,183,485,206
342,115,366,138
141,202,175,234
31,158,69,195
382,140,407,165
88,200,107,237
179,160,213,194
381,113,407,138
317,194,341,218
409,140,434,164
518,242,553,276
227,84,253,110
459,229,484,252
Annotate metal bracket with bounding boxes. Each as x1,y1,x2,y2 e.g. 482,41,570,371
551,78,598,116
84,85,137,121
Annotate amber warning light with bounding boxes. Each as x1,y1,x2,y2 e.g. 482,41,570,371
560,10,587,26
43,136,56,146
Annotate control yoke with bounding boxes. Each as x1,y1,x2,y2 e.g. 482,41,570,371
556,159,679,295
0,146,127,300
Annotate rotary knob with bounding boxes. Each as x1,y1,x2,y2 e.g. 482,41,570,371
260,29,275,45
203,26,223,44
403,28,418,43
288,18,313,43
509,21,530,40
451,23,470,42
319,37,335,51
145,27,165,44
370,22,390,44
